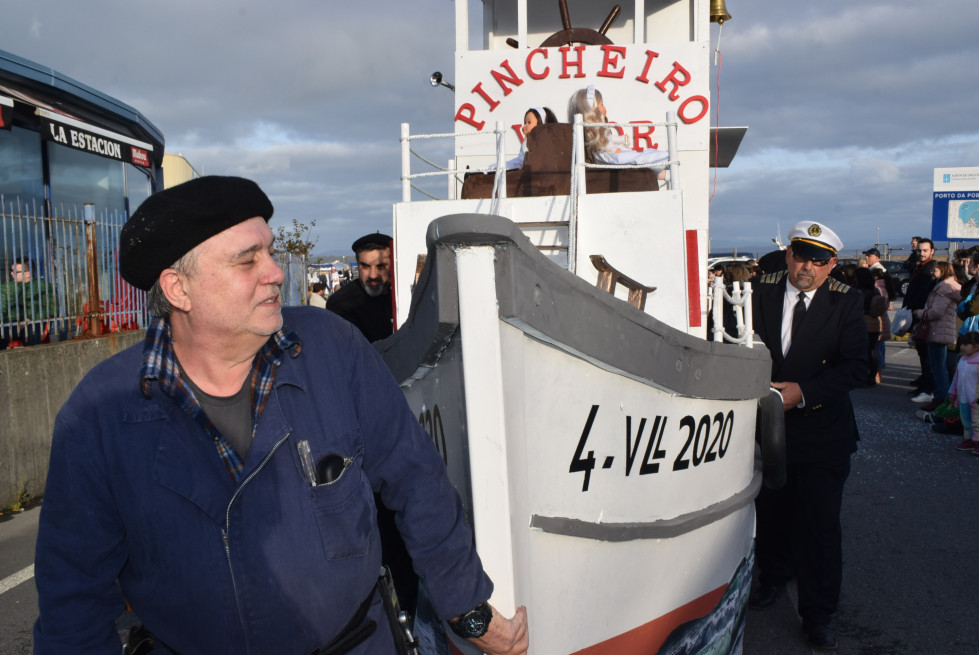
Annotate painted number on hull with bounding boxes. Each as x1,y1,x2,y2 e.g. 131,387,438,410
419,405,448,465
569,405,735,491
672,411,734,471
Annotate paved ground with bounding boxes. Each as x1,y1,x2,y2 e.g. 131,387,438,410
0,504,39,655
4,340,978,653
743,339,979,654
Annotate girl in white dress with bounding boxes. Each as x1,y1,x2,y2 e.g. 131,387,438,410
567,85,669,170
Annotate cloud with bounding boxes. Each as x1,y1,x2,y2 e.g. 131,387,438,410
2,0,978,256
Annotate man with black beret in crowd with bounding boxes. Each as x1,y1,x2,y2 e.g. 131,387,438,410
326,233,395,343
747,221,867,651
33,176,528,655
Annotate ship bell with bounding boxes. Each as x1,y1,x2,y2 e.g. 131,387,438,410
710,0,732,24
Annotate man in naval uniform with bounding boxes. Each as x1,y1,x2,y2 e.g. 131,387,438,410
747,220,867,651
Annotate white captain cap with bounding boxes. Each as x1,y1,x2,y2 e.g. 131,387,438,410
788,221,843,260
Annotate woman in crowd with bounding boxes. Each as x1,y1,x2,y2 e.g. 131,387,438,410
915,261,961,409
854,268,887,386
872,267,892,382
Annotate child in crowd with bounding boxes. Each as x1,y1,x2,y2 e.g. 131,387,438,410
506,106,558,169
567,85,669,171
950,331,979,453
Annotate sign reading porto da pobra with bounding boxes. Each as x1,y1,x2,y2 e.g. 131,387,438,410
38,109,153,168
933,167,979,241
453,42,709,161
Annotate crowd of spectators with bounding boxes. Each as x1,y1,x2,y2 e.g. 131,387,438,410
899,240,979,452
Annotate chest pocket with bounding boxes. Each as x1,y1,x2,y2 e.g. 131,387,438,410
305,446,376,560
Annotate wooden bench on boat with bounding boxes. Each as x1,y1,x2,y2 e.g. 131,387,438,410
460,123,659,199
591,254,656,310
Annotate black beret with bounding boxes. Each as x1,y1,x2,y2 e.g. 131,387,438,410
119,176,273,290
351,232,392,254
758,249,788,275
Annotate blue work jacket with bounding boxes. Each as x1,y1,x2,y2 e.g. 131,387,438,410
33,307,491,654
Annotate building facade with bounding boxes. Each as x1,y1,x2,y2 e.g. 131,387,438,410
0,48,163,214
1,49,164,347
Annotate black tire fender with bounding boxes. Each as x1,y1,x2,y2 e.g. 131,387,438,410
756,389,786,489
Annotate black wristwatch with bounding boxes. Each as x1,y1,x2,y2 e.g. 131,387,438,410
449,602,492,639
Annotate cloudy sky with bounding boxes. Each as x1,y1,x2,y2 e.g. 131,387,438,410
3,0,978,259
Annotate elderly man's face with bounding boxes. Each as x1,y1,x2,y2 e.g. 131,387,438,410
357,248,390,298
866,253,879,265
180,217,285,339
785,246,836,292
11,263,30,283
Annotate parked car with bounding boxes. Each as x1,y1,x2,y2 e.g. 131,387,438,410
707,255,753,271
880,260,911,297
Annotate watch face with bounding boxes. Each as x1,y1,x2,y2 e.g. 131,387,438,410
452,603,492,639
463,613,489,636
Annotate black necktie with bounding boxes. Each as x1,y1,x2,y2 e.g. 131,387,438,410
791,291,807,341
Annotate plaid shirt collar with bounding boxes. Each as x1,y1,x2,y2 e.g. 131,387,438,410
138,317,302,483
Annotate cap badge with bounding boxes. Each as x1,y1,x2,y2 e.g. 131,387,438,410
808,224,822,237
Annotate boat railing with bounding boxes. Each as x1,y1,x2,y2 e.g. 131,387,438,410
568,112,680,270
399,114,681,274
400,122,510,214
709,276,754,347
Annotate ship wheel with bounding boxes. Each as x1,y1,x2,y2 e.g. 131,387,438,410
507,0,621,48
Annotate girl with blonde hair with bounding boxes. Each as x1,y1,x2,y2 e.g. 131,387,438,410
567,85,669,169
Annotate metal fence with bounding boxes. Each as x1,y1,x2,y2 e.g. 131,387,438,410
1,195,306,349
1,196,146,347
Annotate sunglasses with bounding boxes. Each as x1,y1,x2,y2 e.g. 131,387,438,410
791,254,833,267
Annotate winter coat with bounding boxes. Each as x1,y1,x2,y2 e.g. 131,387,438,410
862,288,887,333
875,279,892,340
0,278,56,322
921,277,962,345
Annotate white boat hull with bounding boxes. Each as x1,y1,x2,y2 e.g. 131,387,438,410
378,215,773,654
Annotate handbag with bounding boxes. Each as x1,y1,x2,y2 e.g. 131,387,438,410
912,318,930,342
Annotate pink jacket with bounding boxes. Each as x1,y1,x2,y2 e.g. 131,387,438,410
950,352,979,406
921,278,962,345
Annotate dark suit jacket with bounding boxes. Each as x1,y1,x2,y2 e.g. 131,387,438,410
752,271,867,463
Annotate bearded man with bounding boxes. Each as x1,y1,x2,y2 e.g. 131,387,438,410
326,233,394,343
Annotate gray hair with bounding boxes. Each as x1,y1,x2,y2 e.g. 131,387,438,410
146,248,200,318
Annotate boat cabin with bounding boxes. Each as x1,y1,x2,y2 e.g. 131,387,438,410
393,0,741,336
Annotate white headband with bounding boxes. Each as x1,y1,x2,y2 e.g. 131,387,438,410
530,107,547,123
586,85,596,107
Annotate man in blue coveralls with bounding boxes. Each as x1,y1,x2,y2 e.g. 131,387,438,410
33,176,528,655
